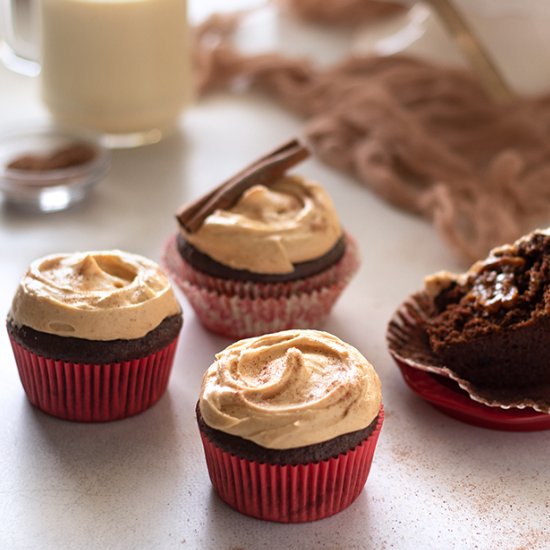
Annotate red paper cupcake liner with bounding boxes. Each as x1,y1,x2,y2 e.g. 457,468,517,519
163,233,360,338
387,292,550,428
199,407,384,523
9,335,179,422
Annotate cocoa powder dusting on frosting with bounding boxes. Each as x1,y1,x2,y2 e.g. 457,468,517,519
181,175,342,274
9,251,181,341
199,329,381,449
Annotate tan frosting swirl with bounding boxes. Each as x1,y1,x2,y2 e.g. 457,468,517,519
199,329,382,450
9,250,181,341
183,175,342,274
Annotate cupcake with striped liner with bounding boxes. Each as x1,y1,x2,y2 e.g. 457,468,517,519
7,250,182,422
196,329,383,523
163,139,360,339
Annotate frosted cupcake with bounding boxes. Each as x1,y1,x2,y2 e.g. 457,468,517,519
163,139,360,338
197,329,383,522
7,250,182,422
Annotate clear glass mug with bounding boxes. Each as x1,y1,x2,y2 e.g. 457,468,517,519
3,0,192,147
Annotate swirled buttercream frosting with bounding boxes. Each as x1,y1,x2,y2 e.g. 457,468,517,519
199,330,382,449
182,175,342,274
9,250,181,341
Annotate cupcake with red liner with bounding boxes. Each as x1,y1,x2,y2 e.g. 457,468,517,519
197,329,383,523
387,228,550,425
7,250,183,422
163,139,360,339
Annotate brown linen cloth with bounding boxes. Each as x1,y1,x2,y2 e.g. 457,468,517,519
278,0,405,26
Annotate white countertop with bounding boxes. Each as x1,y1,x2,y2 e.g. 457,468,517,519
1,5,549,549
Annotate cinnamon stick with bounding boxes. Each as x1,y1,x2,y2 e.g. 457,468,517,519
177,138,310,233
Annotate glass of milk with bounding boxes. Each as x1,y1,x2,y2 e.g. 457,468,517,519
40,0,191,147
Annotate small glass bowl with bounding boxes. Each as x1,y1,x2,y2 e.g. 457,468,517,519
0,128,110,213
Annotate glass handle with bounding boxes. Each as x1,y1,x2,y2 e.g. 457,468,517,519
0,0,40,76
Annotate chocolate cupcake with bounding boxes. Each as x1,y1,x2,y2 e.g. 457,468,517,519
197,329,383,522
388,228,550,415
163,139,360,338
7,250,183,421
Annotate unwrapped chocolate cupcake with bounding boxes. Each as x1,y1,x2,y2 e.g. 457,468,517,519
163,139,360,338
197,329,383,523
7,250,183,422
388,228,550,414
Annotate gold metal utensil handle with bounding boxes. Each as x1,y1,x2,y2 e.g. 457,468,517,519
426,0,515,104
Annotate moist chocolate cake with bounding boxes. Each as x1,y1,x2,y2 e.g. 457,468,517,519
7,314,183,364
424,230,550,389
176,233,346,283
196,403,378,465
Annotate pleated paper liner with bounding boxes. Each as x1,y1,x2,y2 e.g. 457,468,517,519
199,407,383,523
9,335,179,422
387,292,550,430
162,232,360,338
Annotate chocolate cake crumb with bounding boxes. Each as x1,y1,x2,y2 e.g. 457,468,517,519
177,233,346,282
7,314,182,363
197,403,378,465
425,231,550,389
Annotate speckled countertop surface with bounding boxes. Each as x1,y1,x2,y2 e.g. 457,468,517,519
1,3,549,549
